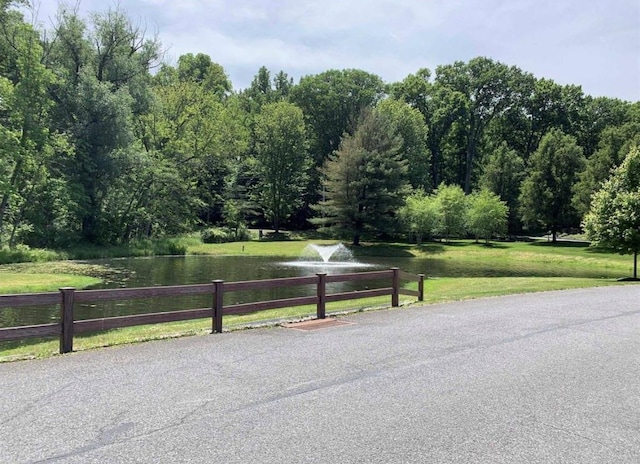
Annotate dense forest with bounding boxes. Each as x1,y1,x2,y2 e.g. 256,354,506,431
1,2,639,248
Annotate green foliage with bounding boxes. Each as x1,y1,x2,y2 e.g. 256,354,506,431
583,146,640,278
0,244,63,264
433,183,466,240
398,191,441,243
316,108,409,245
290,69,386,165
252,101,310,232
201,227,250,244
519,129,585,241
434,57,522,193
0,8,62,247
377,99,431,191
466,189,509,243
239,66,293,111
479,143,524,232
573,104,640,216
176,53,231,98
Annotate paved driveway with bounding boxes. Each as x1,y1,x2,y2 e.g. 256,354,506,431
1,286,639,463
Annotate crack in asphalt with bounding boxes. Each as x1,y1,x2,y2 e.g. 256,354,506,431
0,381,75,427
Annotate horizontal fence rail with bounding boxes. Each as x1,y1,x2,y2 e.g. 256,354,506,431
0,268,424,354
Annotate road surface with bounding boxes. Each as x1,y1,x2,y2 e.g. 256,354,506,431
1,286,639,463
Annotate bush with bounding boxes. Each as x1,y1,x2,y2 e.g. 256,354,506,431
151,238,188,256
0,245,64,265
201,226,251,244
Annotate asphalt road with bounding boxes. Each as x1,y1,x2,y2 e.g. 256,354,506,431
1,286,639,463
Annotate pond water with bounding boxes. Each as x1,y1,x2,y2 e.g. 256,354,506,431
0,252,623,328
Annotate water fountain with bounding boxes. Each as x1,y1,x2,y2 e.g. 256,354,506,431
306,243,353,263
281,243,372,269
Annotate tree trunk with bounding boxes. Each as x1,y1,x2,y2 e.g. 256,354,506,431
352,233,360,246
0,158,24,246
634,250,637,280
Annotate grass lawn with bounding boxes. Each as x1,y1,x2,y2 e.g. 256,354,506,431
0,273,100,294
1,238,636,362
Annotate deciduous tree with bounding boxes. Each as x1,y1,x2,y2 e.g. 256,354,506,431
252,101,310,232
519,129,585,242
377,99,431,191
398,191,440,244
433,184,466,241
583,146,640,279
466,189,508,243
479,143,524,233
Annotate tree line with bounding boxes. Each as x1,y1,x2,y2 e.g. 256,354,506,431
1,2,639,249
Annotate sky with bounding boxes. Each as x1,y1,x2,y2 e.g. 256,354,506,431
30,0,640,101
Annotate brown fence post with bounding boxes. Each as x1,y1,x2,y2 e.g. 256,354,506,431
59,287,75,354
212,280,224,333
418,274,425,302
391,268,399,307
316,273,327,319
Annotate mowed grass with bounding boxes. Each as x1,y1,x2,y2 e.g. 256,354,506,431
1,238,637,362
0,273,100,294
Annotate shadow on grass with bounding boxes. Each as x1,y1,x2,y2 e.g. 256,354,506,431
260,232,304,242
425,240,509,250
415,243,446,254
350,243,415,258
473,241,510,249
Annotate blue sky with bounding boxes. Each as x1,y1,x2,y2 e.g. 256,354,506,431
31,0,640,101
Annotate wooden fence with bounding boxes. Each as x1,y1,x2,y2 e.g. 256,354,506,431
0,267,424,354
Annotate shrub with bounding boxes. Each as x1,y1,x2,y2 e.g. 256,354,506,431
201,227,250,244
151,238,188,256
0,245,64,265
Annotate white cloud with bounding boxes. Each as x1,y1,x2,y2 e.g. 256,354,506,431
25,0,640,100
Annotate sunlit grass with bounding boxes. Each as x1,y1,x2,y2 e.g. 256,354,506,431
0,273,100,294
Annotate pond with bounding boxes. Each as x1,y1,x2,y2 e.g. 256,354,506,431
0,251,623,328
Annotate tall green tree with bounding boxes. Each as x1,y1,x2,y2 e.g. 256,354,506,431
519,129,585,242
176,52,231,98
479,143,525,233
377,99,431,191
239,66,293,113
316,108,409,245
390,68,467,188
573,103,640,216
290,69,385,165
252,101,310,232
583,146,640,279
434,58,521,193
0,3,69,247
141,63,249,227
45,6,162,243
